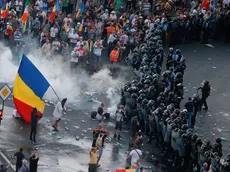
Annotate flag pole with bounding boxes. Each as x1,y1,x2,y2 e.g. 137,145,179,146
49,85,61,102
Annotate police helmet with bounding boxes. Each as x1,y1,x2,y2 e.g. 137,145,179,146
137,97,143,104
144,79,151,85
175,49,181,54
191,134,198,142
169,47,174,53
181,124,188,130
131,93,138,100
132,79,138,84
125,81,131,87
216,137,222,144
126,87,133,93
142,99,148,105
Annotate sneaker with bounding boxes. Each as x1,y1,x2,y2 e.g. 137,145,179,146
113,134,117,139
33,142,38,145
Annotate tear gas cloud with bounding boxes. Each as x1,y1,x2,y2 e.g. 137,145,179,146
0,42,127,112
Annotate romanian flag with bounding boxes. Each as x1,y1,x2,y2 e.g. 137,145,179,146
116,169,136,172
202,0,210,10
49,0,60,23
80,1,85,14
13,55,50,123
1,2,9,19
21,0,30,24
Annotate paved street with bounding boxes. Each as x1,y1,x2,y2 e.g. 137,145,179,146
0,41,230,171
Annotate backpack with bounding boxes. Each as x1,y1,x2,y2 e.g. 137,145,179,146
104,113,110,120
91,111,97,119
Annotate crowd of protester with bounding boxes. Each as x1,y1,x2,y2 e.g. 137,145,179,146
0,0,230,172
1,0,230,71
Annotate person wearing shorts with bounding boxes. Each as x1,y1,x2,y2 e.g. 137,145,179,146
113,105,125,140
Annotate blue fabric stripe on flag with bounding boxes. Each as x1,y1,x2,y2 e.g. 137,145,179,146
18,55,50,98
56,0,60,11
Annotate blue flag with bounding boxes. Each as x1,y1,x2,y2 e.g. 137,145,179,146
56,0,60,11
80,2,85,14
0,0,2,8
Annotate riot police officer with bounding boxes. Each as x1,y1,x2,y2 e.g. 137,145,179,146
197,80,211,110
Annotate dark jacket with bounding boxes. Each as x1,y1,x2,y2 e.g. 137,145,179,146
14,151,25,165
31,112,43,127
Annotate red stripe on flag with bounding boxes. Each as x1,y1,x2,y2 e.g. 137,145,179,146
116,170,126,172
13,97,42,123
202,0,210,10
1,10,8,19
49,11,56,23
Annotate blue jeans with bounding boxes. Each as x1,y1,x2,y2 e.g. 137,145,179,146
187,112,192,128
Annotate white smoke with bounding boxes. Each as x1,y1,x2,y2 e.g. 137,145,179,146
0,42,125,112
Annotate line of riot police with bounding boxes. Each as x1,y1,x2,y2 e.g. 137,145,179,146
160,9,230,46
120,24,230,172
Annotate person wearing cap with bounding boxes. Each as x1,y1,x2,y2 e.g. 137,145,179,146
101,9,109,20
113,105,125,140
18,159,29,172
110,11,117,21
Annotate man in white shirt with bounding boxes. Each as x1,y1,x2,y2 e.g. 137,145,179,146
50,25,58,40
63,14,73,26
101,9,109,20
113,105,125,140
70,48,80,72
51,38,61,53
190,0,197,12
110,11,117,21
127,146,142,168
76,37,83,48
15,0,23,17
35,0,43,11
68,30,79,47
93,39,103,71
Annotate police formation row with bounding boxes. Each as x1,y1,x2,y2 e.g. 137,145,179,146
121,24,230,171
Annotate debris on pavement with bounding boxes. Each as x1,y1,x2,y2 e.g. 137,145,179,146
65,126,69,131
76,136,80,140
82,120,86,123
221,137,227,141
51,132,56,136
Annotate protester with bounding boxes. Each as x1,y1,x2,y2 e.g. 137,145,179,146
88,147,99,172
127,145,142,168
30,108,43,144
29,148,39,172
1,0,230,171
14,148,25,172
113,105,125,140
18,159,29,172
52,98,67,131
